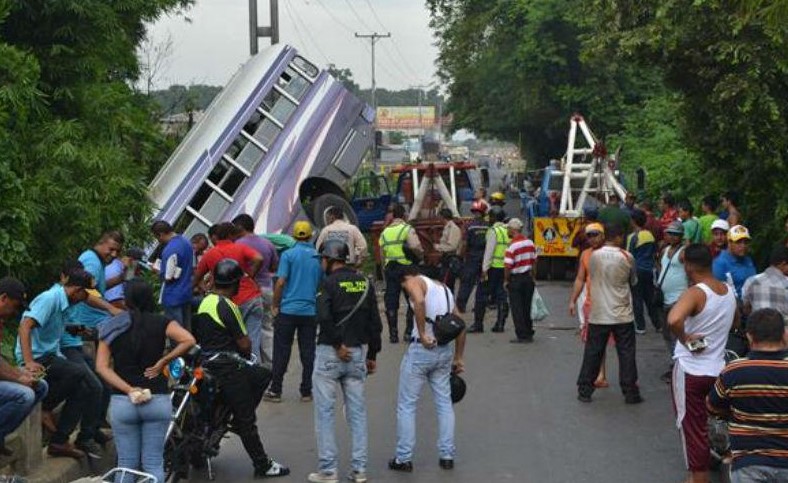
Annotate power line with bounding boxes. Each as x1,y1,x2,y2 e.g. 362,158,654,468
343,0,374,31
361,0,423,82
283,0,331,65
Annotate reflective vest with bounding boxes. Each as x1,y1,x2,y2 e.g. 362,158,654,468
490,224,510,269
380,223,413,266
198,293,248,335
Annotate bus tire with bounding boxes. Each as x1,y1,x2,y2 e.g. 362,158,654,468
310,193,358,228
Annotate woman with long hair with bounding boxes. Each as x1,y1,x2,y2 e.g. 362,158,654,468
96,279,195,482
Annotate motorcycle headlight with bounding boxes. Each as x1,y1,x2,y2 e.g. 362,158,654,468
168,357,186,380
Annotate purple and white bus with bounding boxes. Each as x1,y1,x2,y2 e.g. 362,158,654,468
149,44,374,237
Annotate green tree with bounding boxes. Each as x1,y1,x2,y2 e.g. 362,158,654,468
0,0,192,292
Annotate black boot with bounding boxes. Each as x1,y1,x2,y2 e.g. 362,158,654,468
387,310,399,343
492,303,508,332
467,310,484,333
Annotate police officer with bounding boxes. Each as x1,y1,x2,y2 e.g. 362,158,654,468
378,204,423,343
475,206,510,332
309,240,382,483
457,201,489,319
194,259,290,479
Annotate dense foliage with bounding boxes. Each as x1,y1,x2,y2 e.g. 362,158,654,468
427,0,788,257
0,0,190,293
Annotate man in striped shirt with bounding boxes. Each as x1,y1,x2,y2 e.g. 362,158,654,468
504,218,537,343
707,308,788,482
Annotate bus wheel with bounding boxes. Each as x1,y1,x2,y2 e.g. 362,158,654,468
310,193,358,228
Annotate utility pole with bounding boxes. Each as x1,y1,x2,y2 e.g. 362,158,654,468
355,32,391,112
410,84,429,136
249,0,279,55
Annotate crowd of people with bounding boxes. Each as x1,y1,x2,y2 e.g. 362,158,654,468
0,187,785,483
570,191,788,483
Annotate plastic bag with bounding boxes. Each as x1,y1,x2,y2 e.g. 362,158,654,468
531,287,550,322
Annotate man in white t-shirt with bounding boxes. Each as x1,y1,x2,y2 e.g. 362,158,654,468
389,266,466,473
576,224,643,404
668,244,737,483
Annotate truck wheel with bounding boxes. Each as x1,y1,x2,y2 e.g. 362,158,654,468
310,193,358,228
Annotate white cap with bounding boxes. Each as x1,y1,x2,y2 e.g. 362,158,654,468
711,219,730,232
507,218,524,231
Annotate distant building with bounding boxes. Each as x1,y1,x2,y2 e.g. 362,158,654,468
160,110,206,137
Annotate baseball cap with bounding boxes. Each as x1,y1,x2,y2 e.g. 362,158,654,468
292,220,313,240
710,219,730,232
0,277,27,304
585,222,605,235
665,220,684,235
507,218,524,231
728,225,751,242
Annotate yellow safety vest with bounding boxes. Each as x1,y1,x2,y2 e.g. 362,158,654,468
490,224,510,269
380,223,413,266
198,293,248,335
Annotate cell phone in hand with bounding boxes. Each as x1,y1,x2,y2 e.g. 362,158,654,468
687,338,708,352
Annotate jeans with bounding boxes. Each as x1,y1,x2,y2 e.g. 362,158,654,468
455,256,482,313
0,379,48,440
312,345,368,473
62,346,110,432
731,464,788,483
241,296,265,365
395,343,455,462
577,323,640,398
38,354,101,444
109,394,171,483
508,273,535,339
632,269,659,331
164,303,192,332
260,287,275,364
270,313,316,396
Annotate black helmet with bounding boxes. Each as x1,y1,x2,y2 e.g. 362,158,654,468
450,373,466,404
213,259,243,288
489,205,506,222
319,239,349,262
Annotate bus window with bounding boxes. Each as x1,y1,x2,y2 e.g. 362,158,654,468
209,158,246,196
189,183,230,222
173,211,210,240
262,89,297,124
292,56,318,79
251,116,282,149
278,67,310,100
229,135,265,172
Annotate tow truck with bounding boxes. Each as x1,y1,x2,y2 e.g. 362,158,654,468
530,114,628,279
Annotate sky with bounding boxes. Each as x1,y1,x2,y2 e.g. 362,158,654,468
147,0,439,91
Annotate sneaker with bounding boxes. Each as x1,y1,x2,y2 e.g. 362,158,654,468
263,391,282,403
439,458,454,470
255,458,290,478
347,470,367,483
307,470,338,483
625,394,644,405
75,439,103,459
577,394,592,403
47,442,86,459
388,458,413,472
635,328,646,335
300,394,313,403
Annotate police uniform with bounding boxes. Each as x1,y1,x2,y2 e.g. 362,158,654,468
474,222,510,332
194,293,275,473
378,219,422,342
456,218,489,314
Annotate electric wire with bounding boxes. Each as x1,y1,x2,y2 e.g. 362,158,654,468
284,0,332,65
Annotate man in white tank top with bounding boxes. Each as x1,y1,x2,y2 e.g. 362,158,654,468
388,266,467,473
668,244,738,483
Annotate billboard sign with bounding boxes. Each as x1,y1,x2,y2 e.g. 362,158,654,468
376,106,436,129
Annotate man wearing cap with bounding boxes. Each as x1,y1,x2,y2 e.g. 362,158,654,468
309,240,382,483
742,245,788,321
708,219,729,259
15,270,103,459
265,220,323,403
504,218,537,343
434,208,462,294
457,201,489,319
0,277,48,457
713,225,757,301
656,220,689,382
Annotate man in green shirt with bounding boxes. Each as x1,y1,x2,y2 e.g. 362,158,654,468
678,200,702,244
598,193,631,240
697,195,719,244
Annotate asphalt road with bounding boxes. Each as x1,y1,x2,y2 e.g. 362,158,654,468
190,281,711,483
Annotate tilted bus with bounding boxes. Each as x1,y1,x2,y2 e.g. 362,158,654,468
148,44,374,238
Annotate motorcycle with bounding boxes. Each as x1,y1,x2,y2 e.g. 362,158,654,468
163,346,234,482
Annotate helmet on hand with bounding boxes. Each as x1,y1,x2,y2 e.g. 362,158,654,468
470,200,488,214
213,259,244,288
450,373,466,404
319,239,350,262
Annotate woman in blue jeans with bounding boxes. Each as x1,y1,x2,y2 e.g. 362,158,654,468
96,279,195,482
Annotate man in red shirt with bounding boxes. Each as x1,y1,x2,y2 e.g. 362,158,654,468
503,218,537,343
640,200,664,244
193,223,264,358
